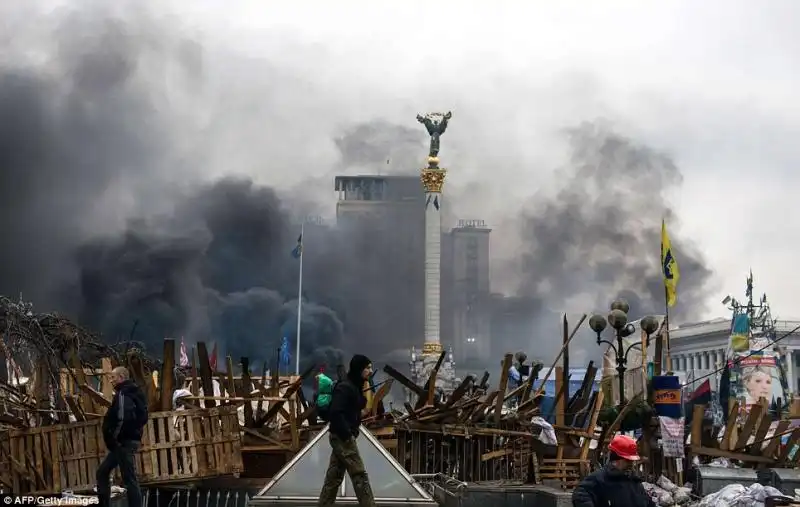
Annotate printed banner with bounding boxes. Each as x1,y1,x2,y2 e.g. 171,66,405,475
725,312,787,414
659,416,685,458
729,351,787,411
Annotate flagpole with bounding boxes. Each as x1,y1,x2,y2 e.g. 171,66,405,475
664,284,672,374
295,221,304,376
661,219,673,375
661,221,672,375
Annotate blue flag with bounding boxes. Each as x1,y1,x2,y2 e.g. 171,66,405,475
291,234,303,259
280,336,291,366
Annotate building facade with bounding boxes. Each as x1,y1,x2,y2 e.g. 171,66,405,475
670,318,800,394
334,175,426,356
333,174,497,392
443,220,492,364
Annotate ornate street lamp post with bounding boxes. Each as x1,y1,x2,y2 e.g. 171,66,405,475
589,299,660,405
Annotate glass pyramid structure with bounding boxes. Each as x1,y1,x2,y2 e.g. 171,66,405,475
250,425,435,505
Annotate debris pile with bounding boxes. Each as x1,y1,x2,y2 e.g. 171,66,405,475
643,476,693,506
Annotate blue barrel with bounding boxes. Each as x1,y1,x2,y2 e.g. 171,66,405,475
652,375,682,417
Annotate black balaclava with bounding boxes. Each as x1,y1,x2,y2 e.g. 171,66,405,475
348,354,371,384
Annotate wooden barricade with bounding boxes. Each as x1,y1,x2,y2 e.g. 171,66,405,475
59,359,114,402
1,406,243,494
139,407,243,483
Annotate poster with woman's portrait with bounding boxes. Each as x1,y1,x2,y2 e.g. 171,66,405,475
730,352,787,411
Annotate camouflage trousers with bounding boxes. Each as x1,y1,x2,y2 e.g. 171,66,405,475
318,434,376,507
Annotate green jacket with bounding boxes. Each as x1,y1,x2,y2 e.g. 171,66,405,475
316,373,334,408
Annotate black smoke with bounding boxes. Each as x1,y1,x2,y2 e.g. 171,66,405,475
70,175,432,368
0,5,717,376
73,179,351,368
498,120,713,362
0,11,175,307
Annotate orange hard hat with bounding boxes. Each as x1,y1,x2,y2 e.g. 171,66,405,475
608,434,641,461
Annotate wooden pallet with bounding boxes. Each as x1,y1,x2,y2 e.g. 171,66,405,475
138,407,243,482
1,406,243,494
539,458,586,489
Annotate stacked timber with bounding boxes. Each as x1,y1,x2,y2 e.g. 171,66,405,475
374,315,608,489
687,400,800,468
0,339,249,494
1,304,677,494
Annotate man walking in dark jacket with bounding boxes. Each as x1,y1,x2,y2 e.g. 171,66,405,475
97,366,148,507
573,435,655,507
318,354,376,507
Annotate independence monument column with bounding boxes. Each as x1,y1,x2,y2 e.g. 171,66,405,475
407,112,459,402
417,111,451,356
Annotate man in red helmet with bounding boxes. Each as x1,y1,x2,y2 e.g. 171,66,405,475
572,434,654,507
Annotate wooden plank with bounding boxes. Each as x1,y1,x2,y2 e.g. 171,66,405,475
257,361,268,417
734,403,763,450
579,389,605,460
64,396,85,422
477,371,490,390
495,354,513,424
189,347,199,396
425,366,439,406
469,391,498,423
156,416,168,479
371,378,394,416
100,358,113,399
562,314,569,395
126,350,154,413
554,366,565,426
197,342,216,408
384,365,426,400
49,431,60,491
690,404,705,447
567,362,597,427
160,339,176,411
144,419,156,479
254,364,315,426
289,399,300,450
69,350,95,415
444,376,474,408
241,357,254,427
520,363,542,403
720,401,740,450
78,384,111,408
226,356,236,402
536,314,587,396
691,445,773,464
33,361,51,426
414,351,446,409
749,400,774,456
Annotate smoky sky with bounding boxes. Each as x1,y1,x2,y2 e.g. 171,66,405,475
500,121,714,363
0,4,716,372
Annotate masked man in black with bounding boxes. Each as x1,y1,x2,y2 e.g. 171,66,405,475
318,354,377,507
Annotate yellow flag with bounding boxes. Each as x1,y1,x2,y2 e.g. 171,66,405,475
661,220,680,307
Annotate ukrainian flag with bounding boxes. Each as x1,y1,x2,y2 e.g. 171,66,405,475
291,233,302,259
661,220,680,307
